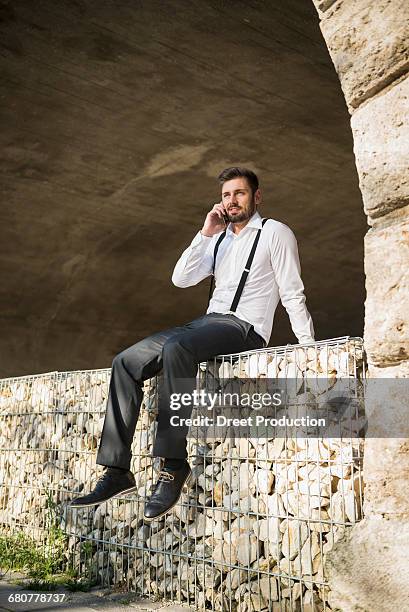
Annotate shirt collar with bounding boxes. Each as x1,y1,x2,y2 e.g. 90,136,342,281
226,210,263,235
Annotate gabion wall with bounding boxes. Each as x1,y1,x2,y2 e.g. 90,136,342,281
0,337,365,612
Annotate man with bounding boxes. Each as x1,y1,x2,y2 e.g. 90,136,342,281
70,167,315,520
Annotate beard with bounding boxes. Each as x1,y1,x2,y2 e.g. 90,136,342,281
227,198,256,223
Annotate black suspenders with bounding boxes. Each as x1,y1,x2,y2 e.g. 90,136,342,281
207,218,268,311
207,230,226,307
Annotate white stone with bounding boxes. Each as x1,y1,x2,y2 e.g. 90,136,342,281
295,480,330,498
224,568,248,591
254,468,274,494
213,541,237,566
281,521,309,560
253,516,281,543
219,361,234,378
265,492,286,517
245,354,263,377
267,356,281,377
318,346,337,374
299,533,321,575
236,532,260,566
239,461,254,497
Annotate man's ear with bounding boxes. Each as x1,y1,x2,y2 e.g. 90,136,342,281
255,188,262,206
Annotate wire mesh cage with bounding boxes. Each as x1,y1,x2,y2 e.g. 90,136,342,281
0,337,366,611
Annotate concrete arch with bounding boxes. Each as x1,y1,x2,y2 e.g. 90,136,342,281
0,0,366,375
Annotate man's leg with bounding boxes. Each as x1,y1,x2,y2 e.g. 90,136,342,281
70,322,187,507
153,313,264,458
95,326,180,470
143,314,264,521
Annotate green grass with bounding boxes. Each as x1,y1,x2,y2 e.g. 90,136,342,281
0,489,96,591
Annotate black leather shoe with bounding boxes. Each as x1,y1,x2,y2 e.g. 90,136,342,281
143,462,191,522
69,467,137,508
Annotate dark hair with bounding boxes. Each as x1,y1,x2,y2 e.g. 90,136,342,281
217,167,259,195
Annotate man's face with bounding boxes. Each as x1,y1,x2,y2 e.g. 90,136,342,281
221,177,259,223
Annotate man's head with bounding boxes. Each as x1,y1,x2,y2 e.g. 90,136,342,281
217,167,261,223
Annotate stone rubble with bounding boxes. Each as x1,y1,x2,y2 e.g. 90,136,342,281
0,340,365,611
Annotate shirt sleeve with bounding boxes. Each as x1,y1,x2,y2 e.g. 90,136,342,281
270,223,315,344
172,231,216,288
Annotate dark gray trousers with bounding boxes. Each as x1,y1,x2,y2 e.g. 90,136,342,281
96,313,265,470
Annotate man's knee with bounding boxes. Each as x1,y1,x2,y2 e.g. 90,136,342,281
111,342,145,375
111,349,131,372
162,334,192,357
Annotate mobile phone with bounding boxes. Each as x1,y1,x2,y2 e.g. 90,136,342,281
222,211,229,224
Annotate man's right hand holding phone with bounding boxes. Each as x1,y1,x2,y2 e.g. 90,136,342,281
201,202,228,237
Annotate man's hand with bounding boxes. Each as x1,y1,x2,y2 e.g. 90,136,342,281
201,202,228,237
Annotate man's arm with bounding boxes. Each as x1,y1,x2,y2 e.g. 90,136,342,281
172,201,228,288
270,222,315,344
172,231,215,287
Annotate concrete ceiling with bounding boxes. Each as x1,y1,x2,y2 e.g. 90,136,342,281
0,0,366,377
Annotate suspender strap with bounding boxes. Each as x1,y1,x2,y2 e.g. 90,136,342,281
207,218,268,310
229,218,268,312
207,230,226,307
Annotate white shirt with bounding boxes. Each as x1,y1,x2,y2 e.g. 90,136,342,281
172,211,315,345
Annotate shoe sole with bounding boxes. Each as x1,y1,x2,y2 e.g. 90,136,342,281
143,471,192,523
69,484,139,509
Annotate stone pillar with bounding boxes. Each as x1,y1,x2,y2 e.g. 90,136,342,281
312,1,409,610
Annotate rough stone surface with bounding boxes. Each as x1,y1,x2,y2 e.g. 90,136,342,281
326,517,409,612
362,359,409,518
319,0,409,110
351,76,409,221
364,213,409,365
363,438,409,518
311,0,338,18
368,360,409,378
